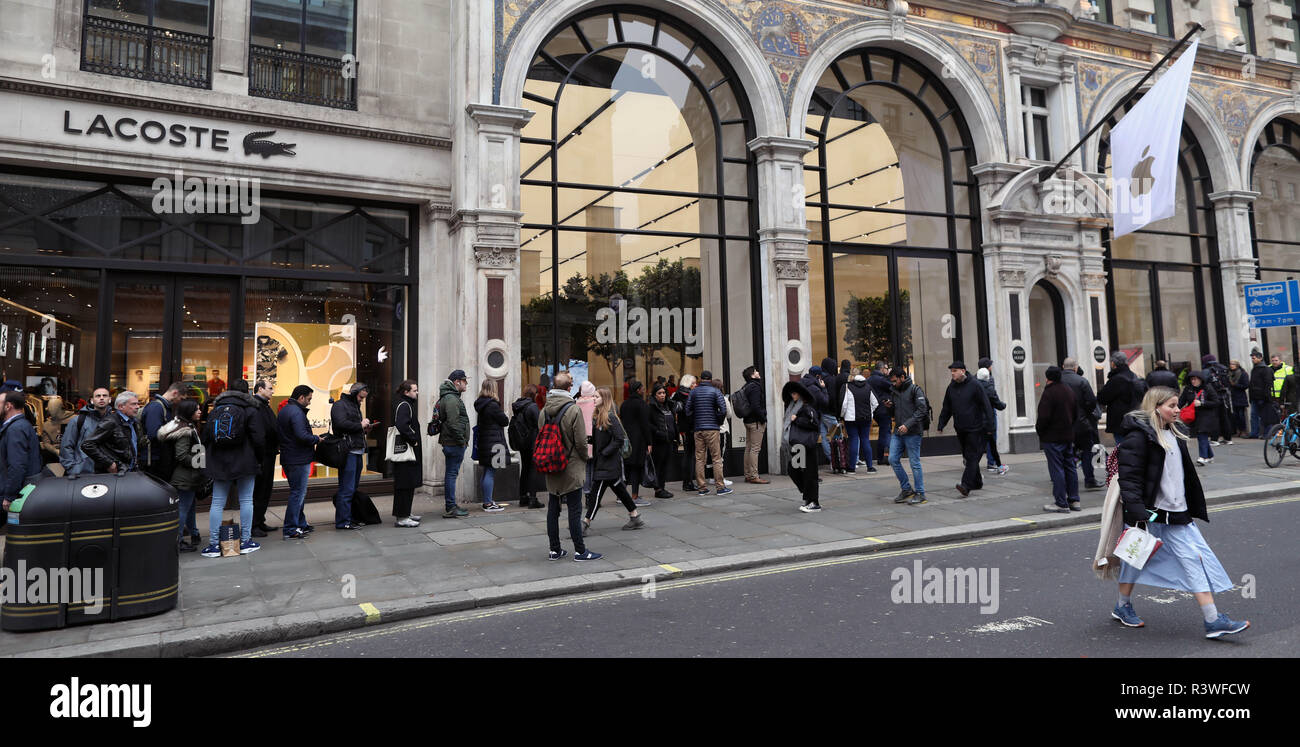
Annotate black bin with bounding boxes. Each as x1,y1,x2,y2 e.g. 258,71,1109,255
2,472,179,632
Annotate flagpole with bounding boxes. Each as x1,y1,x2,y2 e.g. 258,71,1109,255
1038,22,1203,183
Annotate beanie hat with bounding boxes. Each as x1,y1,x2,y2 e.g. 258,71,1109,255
1045,366,1062,382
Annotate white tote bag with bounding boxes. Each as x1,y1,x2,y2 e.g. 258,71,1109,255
385,402,417,463
1114,525,1163,570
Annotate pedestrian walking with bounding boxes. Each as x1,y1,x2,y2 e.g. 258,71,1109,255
473,380,509,513
804,361,835,464
1036,366,1079,513
618,380,652,506
1,390,42,521
868,362,893,467
1247,350,1275,437
687,370,730,495
936,361,994,498
975,362,1009,475
1062,358,1103,490
1179,371,1218,466
276,384,320,539
583,387,646,533
1227,359,1250,438
331,382,375,529
887,368,929,505
392,379,423,526
59,385,113,477
781,380,821,513
648,383,677,498
538,371,601,562
1200,354,1234,446
1097,351,1147,438
249,379,280,537
841,367,878,474
739,366,769,484
1107,387,1249,638
200,380,267,556
140,382,184,477
509,384,544,509
158,399,204,552
437,370,471,519
81,391,146,474
1144,360,1178,390
670,375,696,491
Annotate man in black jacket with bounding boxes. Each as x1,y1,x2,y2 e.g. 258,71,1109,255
867,363,893,467
1247,350,1275,437
81,391,147,473
249,379,281,537
1037,366,1079,513
277,385,320,539
1144,361,1179,390
936,361,994,497
330,382,374,530
1062,357,1103,490
1097,352,1147,437
740,366,768,484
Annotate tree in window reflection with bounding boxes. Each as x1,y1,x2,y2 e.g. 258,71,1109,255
843,290,911,367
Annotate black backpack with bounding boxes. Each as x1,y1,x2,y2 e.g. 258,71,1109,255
209,402,247,446
730,386,753,419
507,409,531,452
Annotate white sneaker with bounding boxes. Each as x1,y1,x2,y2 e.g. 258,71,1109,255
395,517,420,527
409,514,422,522
1195,457,1208,466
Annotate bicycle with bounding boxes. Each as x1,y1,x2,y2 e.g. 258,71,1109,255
1262,409,1300,467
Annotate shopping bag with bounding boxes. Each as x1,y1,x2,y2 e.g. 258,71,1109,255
1114,525,1163,570
385,425,416,463
218,521,241,558
641,456,658,489
315,434,347,468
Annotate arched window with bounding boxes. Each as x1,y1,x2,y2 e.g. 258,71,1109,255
804,47,986,408
1250,115,1300,363
1099,105,1223,380
518,9,758,408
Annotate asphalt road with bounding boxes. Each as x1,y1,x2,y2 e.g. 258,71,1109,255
233,496,1299,658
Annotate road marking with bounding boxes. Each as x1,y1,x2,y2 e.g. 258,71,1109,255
359,603,380,624
659,564,682,573
865,537,887,543
967,616,1053,634
1009,517,1036,524
233,495,1300,657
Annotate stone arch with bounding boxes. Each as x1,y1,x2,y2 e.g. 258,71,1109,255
1080,71,1240,193
789,20,1007,164
499,0,787,139
1238,98,1300,189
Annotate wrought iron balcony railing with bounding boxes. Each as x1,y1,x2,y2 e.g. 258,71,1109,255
248,44,357,110
81,15,211,89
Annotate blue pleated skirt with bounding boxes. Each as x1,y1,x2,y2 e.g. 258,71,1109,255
1117,521,1234,593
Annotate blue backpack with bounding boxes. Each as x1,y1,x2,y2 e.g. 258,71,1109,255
210,402,247,446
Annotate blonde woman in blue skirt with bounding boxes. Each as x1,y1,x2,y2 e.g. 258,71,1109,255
1111,387,1250,638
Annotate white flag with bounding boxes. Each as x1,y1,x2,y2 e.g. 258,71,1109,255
1110,39,1199,238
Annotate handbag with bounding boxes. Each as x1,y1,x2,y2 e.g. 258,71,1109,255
1114,524,1163,570
1179,392,1201,425
315,433,348,468
386,426,416,462
641,455,658,488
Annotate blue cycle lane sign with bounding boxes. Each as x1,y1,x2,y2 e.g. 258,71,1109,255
1245,280,1300,328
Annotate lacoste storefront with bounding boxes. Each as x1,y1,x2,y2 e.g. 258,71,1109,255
0,89,442,496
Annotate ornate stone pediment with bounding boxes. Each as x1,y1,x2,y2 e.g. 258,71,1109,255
775,259,809,280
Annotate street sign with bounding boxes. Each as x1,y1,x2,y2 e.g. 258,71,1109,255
1245,280,1300,329
1093,345,1106,364
1011,345,1026,365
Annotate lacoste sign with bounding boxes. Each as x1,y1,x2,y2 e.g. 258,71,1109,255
61,109,297,159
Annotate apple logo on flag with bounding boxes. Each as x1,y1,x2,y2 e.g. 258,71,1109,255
1130,146,1155,198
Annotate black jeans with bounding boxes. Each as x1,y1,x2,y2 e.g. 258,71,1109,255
392,487,414,518
624,462,644,496
547,489,586,554
789,461,819,505
519,452,537,501
679,430,695,488
586,479,636,522
253,456,275,527
651,439,673,490
874,412,892,465
957,430,986,490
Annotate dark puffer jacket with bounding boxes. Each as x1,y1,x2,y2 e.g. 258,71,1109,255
591,414,628,482
1097,364,1147,435
510,397,540,453
649,397,678,444
1035,381,1076,444
1115,413,1207,525
276,398,319,467
842,378,877,422
618,392,652,466
202,391,267,481
937,375,994,434
800,368,831,415
1145,368,1179,391
330,392,366,452
686,383,728,431
474,395,509,467
780,382,820,454
1178,373,1219,435
741,377,767,424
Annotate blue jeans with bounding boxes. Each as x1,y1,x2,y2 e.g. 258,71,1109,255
481,466,495,505
985,413,998,466
845,420,872,469
1249,399,1266,438
1043,442,1078,507
819,414,838,460
443,445,466,509
209,474,255,545
177,489,195,541
889,432,924,495
1197,434,1214,460
283,462,311,535
335,452,362,527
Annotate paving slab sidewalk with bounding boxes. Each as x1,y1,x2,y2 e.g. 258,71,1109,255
3,438,1296,657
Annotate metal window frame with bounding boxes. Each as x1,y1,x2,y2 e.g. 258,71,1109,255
522,6,762,399
1249,116,1300,361
80,0,215,88
804,47,988,371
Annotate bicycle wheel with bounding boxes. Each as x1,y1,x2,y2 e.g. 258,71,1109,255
1264,424,1286,468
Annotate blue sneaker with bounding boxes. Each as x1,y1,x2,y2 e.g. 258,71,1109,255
200,543,222,558
283,528,306,540
1204,613,1249,639
715,487,734,495
548,549,567,561
239,540,261,555
573,550,603,562
697,488,710,496
1112,602,1144,628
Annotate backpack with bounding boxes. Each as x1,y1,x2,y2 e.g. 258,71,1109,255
730,386,753,419
426,397,445,437
210,401,247,446
533,401,576,474
507,410,529,452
